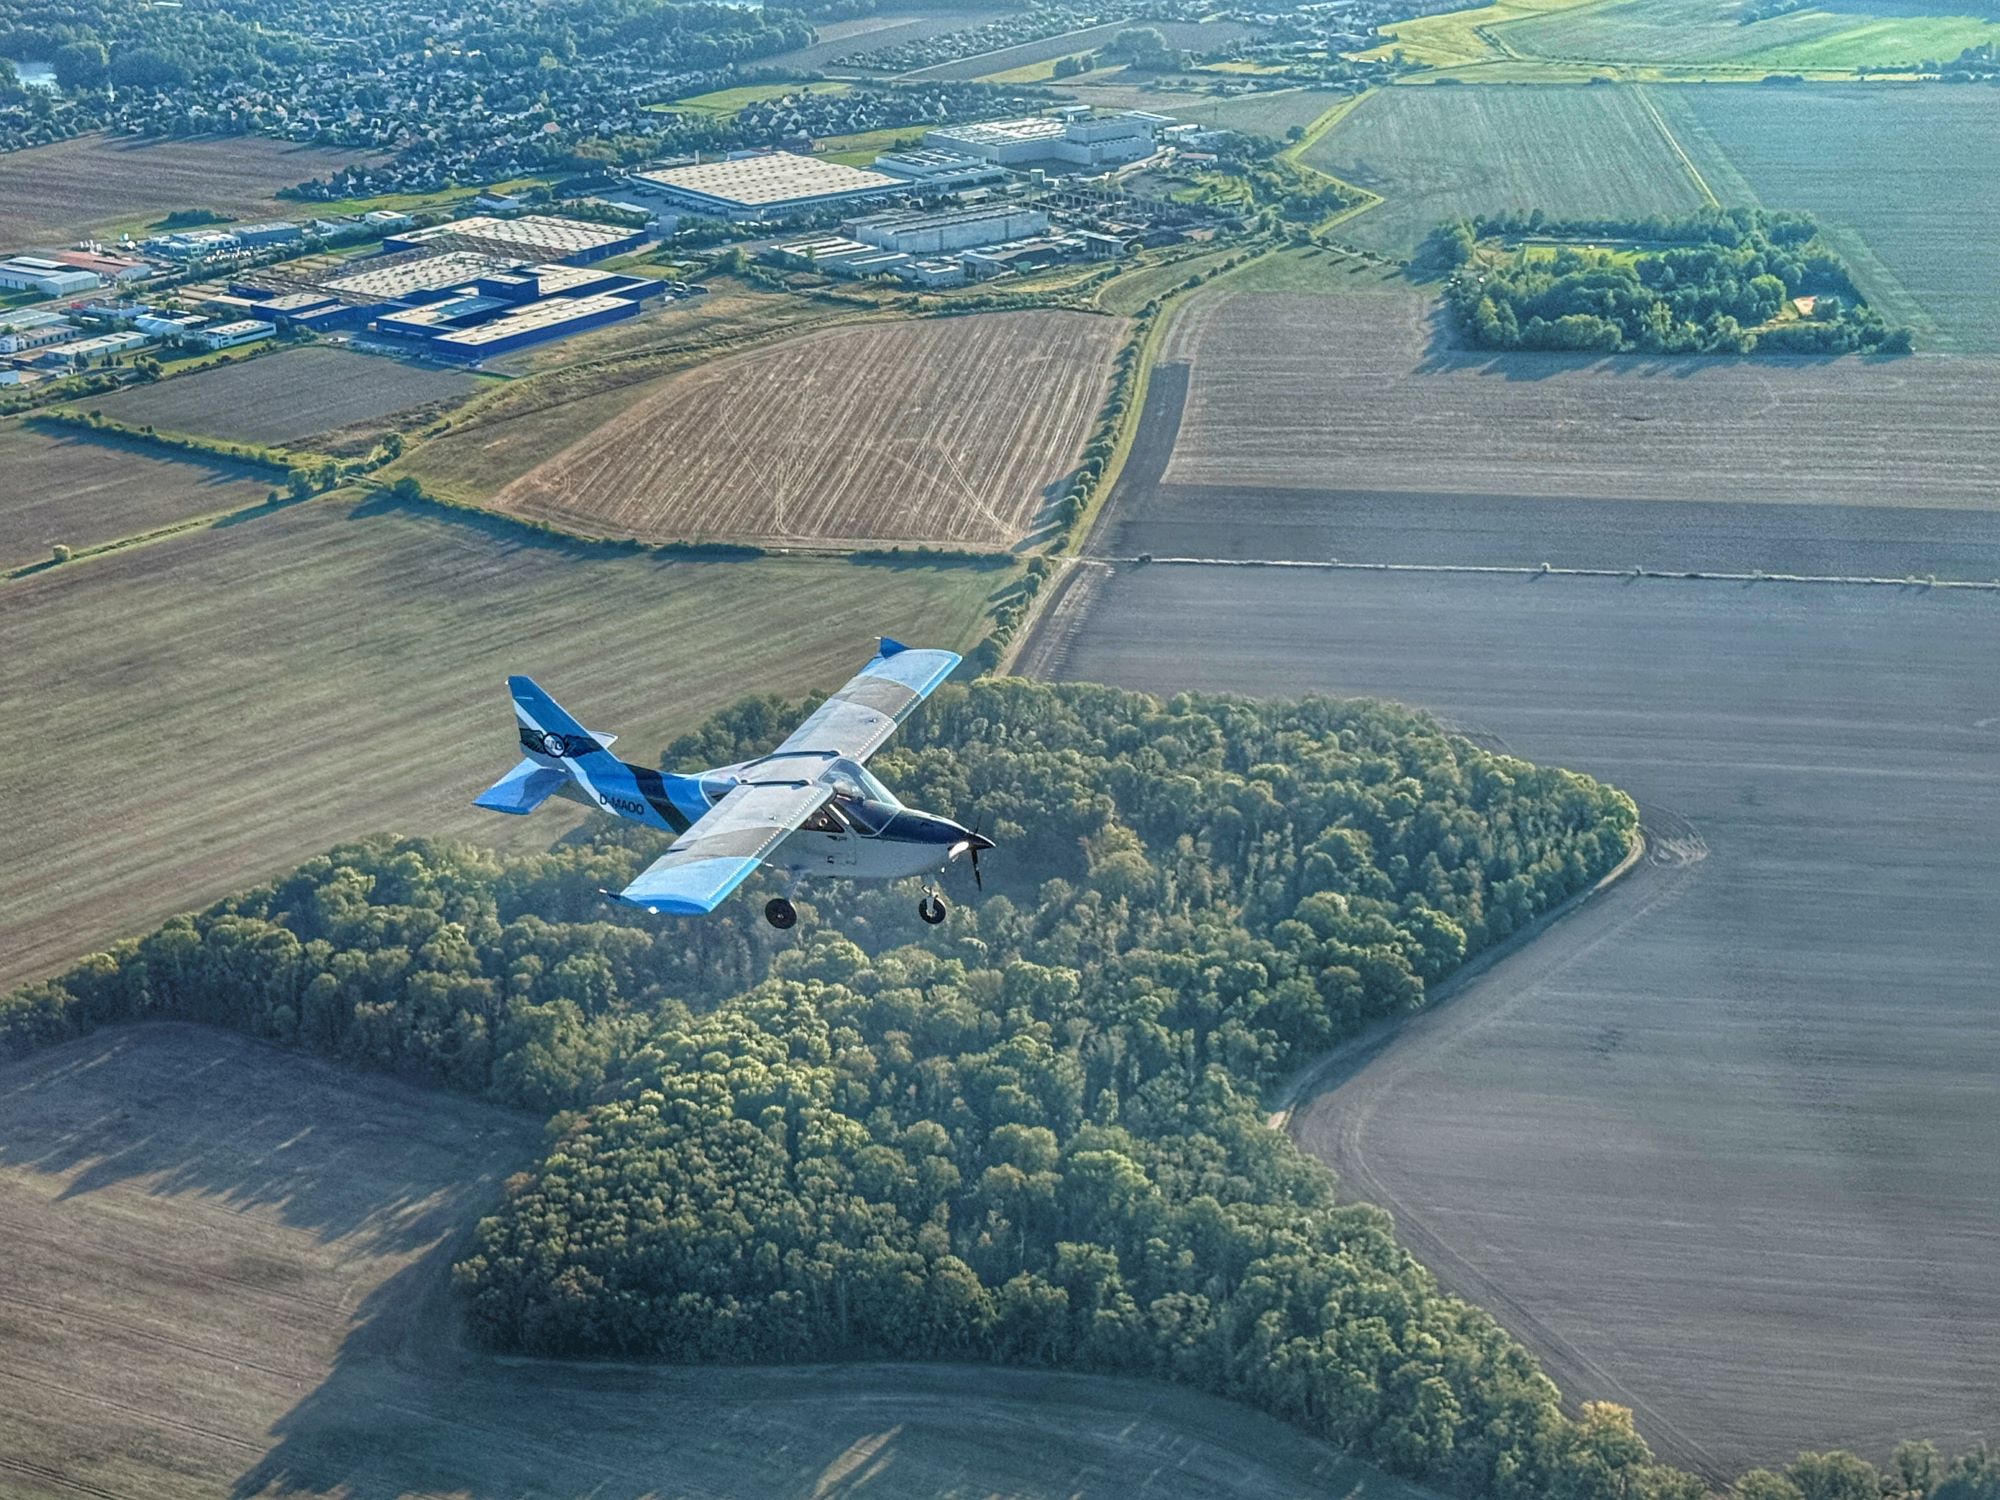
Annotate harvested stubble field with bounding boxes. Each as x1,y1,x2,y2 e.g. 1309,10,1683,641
0,1025,1442,1500
0,133,374,247
1126,287,2000,577
495,312,1124,550
1040,562,2000,1476
1305,85,1709,256
0,493,1004,992
1660,85,2000,353
0,423,272,571
89,347,482,453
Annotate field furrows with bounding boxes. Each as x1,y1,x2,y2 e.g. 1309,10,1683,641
0,494,1000,991
1305,86,1707,256
0,134,374,247
0,424,272,571
1160,291,2000,529
496,312,1123,549
1043,562,2000,1475
0,1027,1439,1500
91,348,481,450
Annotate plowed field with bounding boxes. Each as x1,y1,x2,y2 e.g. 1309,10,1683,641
494,312,1123,550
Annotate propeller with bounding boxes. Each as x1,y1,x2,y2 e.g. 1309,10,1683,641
968,817,992,890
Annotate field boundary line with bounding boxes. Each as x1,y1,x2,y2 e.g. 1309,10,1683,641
1268,821,1646,1132
1632,85,1719,208
1279,91,1386,234
2,489,335,586
1110,554,2000,589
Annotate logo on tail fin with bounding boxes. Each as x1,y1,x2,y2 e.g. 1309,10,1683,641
521,727,597,759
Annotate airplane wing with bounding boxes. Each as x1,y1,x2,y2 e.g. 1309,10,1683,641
763,637,960,768
609,780,831,915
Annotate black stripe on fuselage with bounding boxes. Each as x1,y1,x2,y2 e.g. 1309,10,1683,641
626,763,691,833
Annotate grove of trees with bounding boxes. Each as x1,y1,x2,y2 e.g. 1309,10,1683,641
4,677,1991,1500
1434,208,1913,356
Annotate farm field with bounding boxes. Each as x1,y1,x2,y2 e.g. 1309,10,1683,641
89,347,483,453
0,493,1004,992
0,133,373,247
0,1025,1442,1500
761,6,1010,73
1499,0,2000,70
903,18,1257,80
1305,86,1708,256
1038,562,2000,1475
0,423,274,571
494,312,1124,550
1184,87,1353,138
1131,288,2000,575
1660,85,2000,353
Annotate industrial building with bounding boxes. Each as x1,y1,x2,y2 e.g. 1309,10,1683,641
769,237,914,279
871,148,1009,193
924,112,1157,169
845,204,1050,256
48,249,155,283
38,329,152,366
384,213,646,264
630,151,902,221
0,310,82,353
197,320,276,350
231,221,304,249
427,293,641,359
0,256,99,295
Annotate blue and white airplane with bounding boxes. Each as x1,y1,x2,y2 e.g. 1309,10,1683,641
475,637,991,928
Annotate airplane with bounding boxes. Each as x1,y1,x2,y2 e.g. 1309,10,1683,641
473,637,992,929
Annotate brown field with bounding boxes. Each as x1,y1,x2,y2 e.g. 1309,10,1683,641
1014,269,2000,1472
0,1024,1441,1500
0,493,1005,992
495,312,1125,550
0,423,272,570
0,133,375,247
1115,286,2000,579
1040,563,2000,1477
90,347,483,454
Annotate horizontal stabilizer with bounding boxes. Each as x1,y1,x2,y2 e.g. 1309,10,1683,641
474,757,570,816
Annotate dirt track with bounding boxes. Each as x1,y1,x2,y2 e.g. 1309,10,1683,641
0,1026,1439,1500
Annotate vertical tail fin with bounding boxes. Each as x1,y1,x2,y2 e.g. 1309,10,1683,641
475,676,617,817
508,674,617,765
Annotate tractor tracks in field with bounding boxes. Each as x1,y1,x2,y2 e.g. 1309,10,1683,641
1278,809,1727,1479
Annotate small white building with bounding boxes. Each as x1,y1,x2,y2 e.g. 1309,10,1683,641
135,312,210,338
197,319,276,350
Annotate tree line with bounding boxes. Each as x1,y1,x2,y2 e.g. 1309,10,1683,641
1432,208,1914,356
5,678,1992,1500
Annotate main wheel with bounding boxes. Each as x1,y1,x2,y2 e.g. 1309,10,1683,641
765,897,798,930
918,893,948,925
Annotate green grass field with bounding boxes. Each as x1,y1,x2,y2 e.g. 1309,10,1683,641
0,492,1007,990
1658,84,2000,351
1305,85,1710,255
657,80,852,114
1498,0,2000,70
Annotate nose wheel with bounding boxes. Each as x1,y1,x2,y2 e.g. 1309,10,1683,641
765,897,798,929
918,891,949,925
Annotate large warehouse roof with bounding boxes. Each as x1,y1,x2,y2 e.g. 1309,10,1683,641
632,152,898,210
393,214,640,257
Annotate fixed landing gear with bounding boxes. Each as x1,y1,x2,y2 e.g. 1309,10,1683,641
918,891,949,925
765,897,797,929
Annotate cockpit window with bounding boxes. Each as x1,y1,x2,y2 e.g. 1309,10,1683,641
827,757,897,807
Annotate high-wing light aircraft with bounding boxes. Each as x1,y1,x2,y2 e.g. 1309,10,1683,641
474,638,990,928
